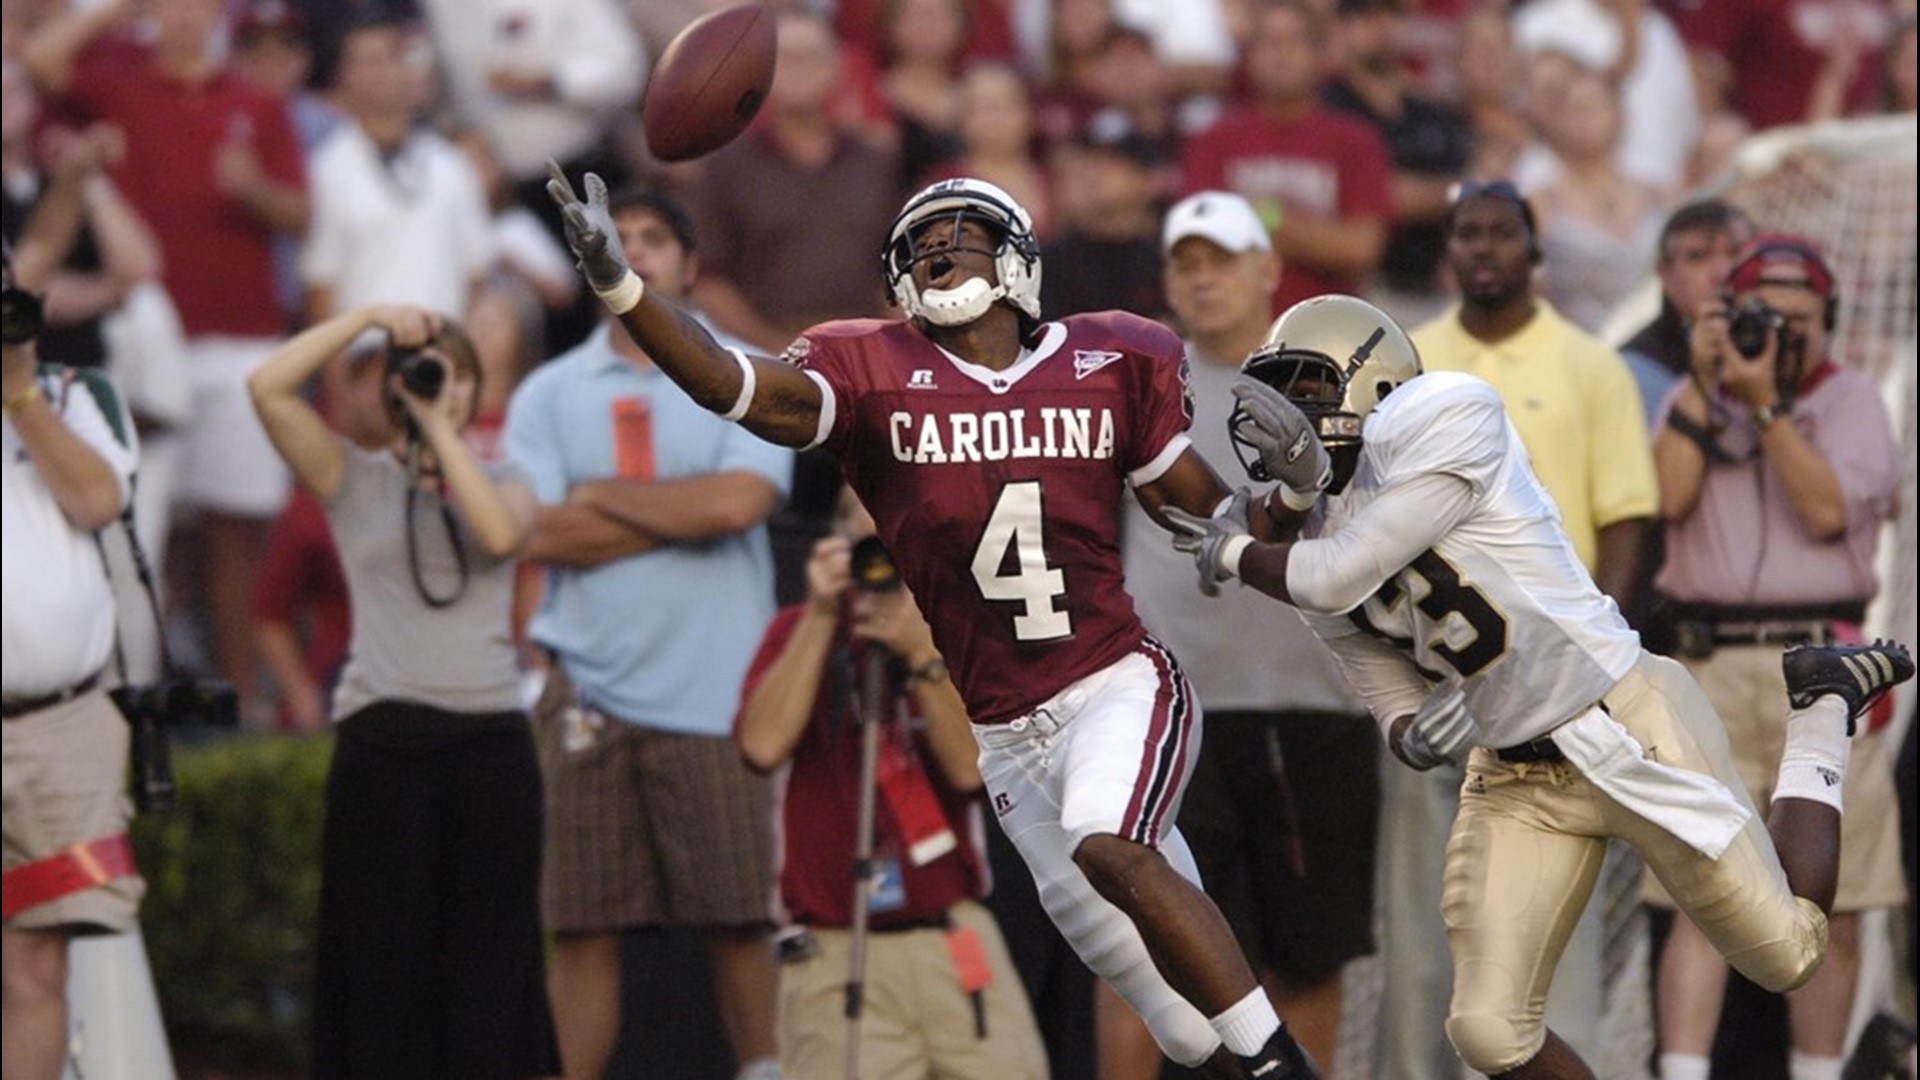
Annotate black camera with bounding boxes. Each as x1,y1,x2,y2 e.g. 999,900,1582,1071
111,679,240,813
849,535,902,592
386,346,446,401
1725,295,1787,360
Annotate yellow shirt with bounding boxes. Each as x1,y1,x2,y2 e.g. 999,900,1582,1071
1411,301,1656,572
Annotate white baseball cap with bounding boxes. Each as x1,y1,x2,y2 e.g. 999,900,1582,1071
1162,191,1273,256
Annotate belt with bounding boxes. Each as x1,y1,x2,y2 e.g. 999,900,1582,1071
1,674,101,720
1493,735,1566,764
1710,620,1834,648
869,913,953,935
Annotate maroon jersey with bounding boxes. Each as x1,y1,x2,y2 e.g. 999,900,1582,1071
786,312,1195,725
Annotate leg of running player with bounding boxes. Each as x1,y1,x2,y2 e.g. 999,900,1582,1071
1441,753,1609,1080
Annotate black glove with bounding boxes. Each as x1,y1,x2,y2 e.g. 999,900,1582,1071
544,162,632,294
1231,375,1331,502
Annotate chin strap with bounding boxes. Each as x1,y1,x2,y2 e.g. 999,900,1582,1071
915,277,1001,326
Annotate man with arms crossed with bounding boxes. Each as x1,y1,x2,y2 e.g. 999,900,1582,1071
1166,294,1912,1080
547,168,1319,1077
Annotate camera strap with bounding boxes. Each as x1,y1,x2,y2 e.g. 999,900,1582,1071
402,440,470,609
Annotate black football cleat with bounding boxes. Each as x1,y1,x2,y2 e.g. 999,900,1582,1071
1783,639,1915,734
1240,1024,1321,1079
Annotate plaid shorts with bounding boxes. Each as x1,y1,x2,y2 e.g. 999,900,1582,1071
535,667,776,934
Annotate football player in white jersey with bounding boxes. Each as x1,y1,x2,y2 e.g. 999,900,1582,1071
1165,295,1914,1080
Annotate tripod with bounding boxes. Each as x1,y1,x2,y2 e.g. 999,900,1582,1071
843,644,900,1080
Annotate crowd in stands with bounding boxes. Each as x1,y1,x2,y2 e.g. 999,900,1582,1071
1,0,1914,1077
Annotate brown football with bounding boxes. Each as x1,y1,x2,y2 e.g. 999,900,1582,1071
641,5,777,163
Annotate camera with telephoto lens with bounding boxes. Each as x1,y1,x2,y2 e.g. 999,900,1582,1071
386,345,447,401
849,535,901,592
1725,294,1788,360
111,679,240,813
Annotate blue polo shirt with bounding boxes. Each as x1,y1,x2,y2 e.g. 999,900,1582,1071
505,324,793,736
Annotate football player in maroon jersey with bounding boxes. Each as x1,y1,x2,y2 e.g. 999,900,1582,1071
547,168,1323,1078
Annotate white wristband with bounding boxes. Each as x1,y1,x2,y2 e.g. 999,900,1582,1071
1220,534,1254,580
1276,483,1320,513
719,350,756,422
594,269,645,315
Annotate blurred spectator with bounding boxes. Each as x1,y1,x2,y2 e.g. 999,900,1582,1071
1323,0,1472,329
838,0,1018,72
735,487,1050,1078
1182,0,1393,312
1014,0,1237,100
1389,181,1657,1079
1,237,142,1080
246,304,558,1078
420,0,643,354
1620,198,1756,429
1455,7,1532,180
250,343,394,733
504,186,791,1080
1513,0,1700,192
686,10,901,353
1105,190,1378,1074
1022,0,1118,94
451,126,581,316
303,14,494,321
418,0,643,201
1529,66,1667,334
1880,12,1918,112
231,0,339,150
1035,24,1182,162
920,62,1054,234
1,66,157,373
1681,0,1895,131
24,0,312,720
283,0,423,84
1648,235,1904,1080
1039,121,1167,321
876,0,970,188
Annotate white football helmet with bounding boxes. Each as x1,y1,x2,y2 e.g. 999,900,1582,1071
883,178,1042,326
1232,295,1421,465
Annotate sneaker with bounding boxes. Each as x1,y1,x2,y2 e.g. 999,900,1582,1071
1241,1025,1321,1079
1783,639,1915,734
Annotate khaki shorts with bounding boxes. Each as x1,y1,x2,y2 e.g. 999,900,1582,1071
535,667,775,934
1640,644,1908,911
778,900,1049,1079
1,690,144,933
1444,653,1827,1075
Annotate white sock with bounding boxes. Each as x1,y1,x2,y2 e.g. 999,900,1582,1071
1788,1049,1844,1080
1657,1052,1711,1080
735,1056,781,1080
1208,987,1280,1057
1772,696,1850,813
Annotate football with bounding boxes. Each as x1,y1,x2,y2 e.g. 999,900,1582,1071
642,4,778,163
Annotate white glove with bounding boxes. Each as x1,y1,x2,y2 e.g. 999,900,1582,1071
1231,375,1331,507
1398,687,1479,770
1163,489,1254,599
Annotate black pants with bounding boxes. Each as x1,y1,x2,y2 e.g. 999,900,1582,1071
312,701,560,1079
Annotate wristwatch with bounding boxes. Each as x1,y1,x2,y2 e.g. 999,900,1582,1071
909,657,948,685
1751,401,1786,430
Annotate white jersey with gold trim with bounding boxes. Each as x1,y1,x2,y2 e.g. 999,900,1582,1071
1301,372,1642,746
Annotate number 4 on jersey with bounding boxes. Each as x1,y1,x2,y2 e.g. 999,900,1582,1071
972,481,1072,641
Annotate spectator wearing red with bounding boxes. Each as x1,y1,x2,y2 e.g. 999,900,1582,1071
1182,0,1393,313
23,0,311,723
735,488,1048,1076
1681,0,1895,131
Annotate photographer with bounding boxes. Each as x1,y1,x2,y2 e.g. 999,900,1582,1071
1649,234,1903,1080
246,304,559,1077
2,242,140,1078
734,488,1048,1078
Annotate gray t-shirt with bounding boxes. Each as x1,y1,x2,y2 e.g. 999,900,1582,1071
325,442,528,720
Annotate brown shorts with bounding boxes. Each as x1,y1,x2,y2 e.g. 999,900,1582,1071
1641,645,1907,912
535,667,775,935
2,690,144,933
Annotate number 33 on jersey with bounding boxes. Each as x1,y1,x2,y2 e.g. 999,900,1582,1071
784,311,1195,726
